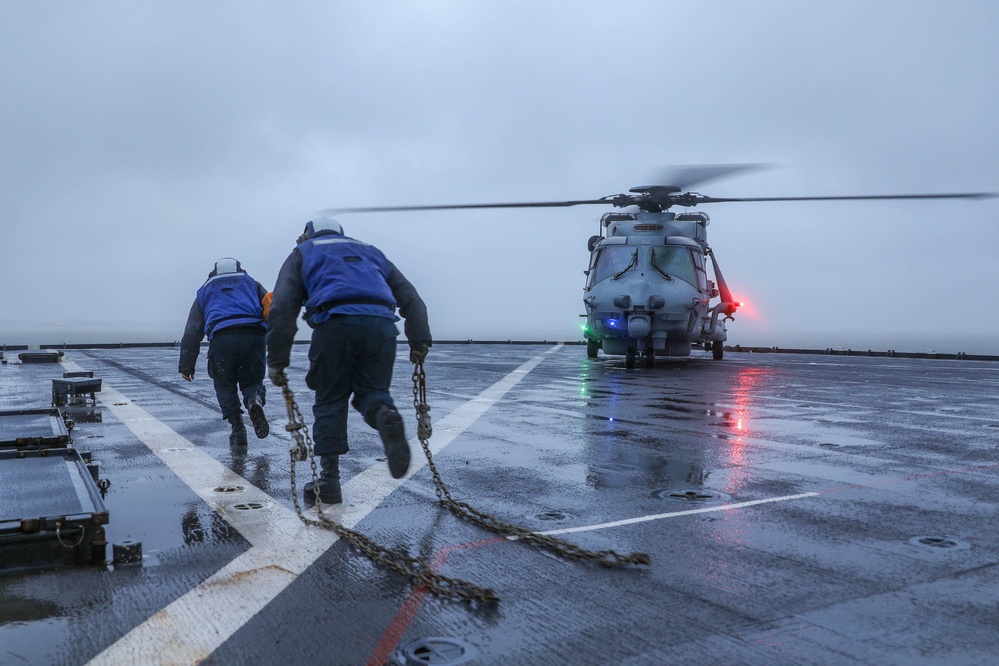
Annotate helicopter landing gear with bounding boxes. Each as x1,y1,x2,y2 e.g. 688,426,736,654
644,348,655,368
625,348,636,369
712,343,724,360
587,339,599,359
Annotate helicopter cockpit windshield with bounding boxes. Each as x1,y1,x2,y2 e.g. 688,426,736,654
589,246,638,285
651,246,697,286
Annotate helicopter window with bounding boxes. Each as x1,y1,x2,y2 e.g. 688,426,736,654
691,252,707,290
651,247,697,286
591,246,639,284
585,251,601,288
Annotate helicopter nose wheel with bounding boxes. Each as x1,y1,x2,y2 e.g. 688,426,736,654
625,348,636,369
644,348,655,368
587,339,599,359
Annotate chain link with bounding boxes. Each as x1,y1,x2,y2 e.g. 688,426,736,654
410,361,651,569
280,357,650,605
282,384,499,603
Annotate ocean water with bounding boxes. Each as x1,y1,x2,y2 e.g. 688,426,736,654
728,331,999,355
1,324,183,347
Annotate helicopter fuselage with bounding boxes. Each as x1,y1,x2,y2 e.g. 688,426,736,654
582,210,736,366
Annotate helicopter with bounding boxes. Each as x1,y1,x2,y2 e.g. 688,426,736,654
326,166,994,368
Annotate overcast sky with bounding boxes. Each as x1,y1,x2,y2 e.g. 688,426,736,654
2,1,997,351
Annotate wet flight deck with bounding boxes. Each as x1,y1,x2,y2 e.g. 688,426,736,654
1,343,998,665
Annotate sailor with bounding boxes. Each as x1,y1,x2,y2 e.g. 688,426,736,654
179,257,270,446
266,215,431,503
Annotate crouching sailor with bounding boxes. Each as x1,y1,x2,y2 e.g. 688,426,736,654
179,257,271,446
265,216,431,503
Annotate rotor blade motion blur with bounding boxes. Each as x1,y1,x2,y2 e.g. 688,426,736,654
648,163,771,192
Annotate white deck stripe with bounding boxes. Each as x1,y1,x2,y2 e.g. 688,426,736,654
535,492,821,536
67,347,559,665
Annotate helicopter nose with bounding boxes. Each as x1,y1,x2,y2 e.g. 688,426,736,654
627,314,651,338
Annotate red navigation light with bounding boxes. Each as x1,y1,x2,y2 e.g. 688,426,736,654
731,296,758,319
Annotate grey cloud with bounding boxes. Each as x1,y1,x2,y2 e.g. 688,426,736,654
1,0,997,350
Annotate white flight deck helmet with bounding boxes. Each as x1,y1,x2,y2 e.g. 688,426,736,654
302,214,344,241
211,257,242,276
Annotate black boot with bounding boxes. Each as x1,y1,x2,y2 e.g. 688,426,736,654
228,415,248,447
248,394,269,439
304,454,342,504
374,404,409,479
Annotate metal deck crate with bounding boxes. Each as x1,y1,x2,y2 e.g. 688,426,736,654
52,377,102,406
0,407,72,450
18,351,63,364
0,448,109,573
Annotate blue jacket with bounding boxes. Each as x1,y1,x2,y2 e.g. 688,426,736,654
179,272,268,375
197,272,266,339
298,234,397,325
266,232,431,370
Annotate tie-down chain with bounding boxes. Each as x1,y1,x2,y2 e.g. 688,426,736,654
281,360,650,603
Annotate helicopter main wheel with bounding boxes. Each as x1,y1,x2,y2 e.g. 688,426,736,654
625,348,636,369
587,339,599,359
712,344,724,360
644,348,655,368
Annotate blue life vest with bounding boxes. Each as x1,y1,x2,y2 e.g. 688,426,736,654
196,272,265,339
298,234,397,326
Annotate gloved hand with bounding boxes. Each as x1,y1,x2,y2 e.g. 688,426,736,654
181,372,194,382
409,344,429,365
268,366,288,386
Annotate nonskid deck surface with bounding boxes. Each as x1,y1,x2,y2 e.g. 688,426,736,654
1,345,998,665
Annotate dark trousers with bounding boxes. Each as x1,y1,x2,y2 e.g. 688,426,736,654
306,315,399,456
207,333,267,421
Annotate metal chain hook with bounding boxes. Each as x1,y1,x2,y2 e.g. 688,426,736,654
412,363,433,442
282,384,308,462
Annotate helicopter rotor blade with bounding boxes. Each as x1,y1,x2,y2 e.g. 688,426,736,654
689,192,996,205
320,189,995,217
321,199,613,215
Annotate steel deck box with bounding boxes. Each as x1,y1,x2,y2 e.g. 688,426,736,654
0,407,72,449
51,377,102,406
18,351,62,364
0,448,109,573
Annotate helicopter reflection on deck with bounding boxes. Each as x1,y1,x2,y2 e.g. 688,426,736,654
577,361,773,499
